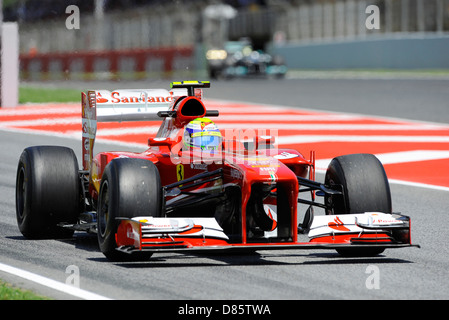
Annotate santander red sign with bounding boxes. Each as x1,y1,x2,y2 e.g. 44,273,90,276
96,91,173,104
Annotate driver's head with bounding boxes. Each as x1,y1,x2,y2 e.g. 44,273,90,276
183,118,222,152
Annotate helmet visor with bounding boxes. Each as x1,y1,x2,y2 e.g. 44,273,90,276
190,131,222,150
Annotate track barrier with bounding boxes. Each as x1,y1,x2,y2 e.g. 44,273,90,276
20,46,194,81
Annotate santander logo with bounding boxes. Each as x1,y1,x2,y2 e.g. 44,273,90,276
95,91,174,104
328,216,350,231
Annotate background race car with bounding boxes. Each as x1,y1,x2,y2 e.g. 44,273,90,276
206,39,287,79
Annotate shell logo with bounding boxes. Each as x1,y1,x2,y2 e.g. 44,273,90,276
328,216,350,231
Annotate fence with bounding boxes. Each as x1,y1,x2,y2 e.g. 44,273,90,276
18,3,202,81
266,0,449,70
19,3,201,54
229,0,449,44
17,0,449,80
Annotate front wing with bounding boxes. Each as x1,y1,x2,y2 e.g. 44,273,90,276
115,212,418,254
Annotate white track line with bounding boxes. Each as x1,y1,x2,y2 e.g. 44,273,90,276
214,114,364,121
0,107,78,116
0,262,111,300
315,150,449,170
219,123,443,131
0,117,80,127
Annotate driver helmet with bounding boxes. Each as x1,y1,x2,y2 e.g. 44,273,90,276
183,118,222,152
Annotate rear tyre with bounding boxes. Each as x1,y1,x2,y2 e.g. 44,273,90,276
325,153,391,256
97,158,162,261
16,146,80,239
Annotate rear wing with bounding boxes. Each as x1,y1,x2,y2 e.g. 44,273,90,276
81,89,173,171
81,81,210,171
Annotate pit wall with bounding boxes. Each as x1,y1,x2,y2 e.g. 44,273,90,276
268,34,449,70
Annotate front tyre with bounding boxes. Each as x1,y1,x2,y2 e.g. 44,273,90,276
97,158,162,261
325,153,392,256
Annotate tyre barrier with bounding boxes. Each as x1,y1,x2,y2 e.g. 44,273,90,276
20,46,194,81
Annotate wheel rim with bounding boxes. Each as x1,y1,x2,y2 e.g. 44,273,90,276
98,180,109,237
16,167,26,220
325,177,336,215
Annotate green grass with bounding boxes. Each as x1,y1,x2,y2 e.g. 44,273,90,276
0,280,50,300
19,86,81,104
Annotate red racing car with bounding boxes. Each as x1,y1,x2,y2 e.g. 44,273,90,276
15,81,418,261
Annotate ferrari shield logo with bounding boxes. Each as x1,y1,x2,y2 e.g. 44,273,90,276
176,164,184,182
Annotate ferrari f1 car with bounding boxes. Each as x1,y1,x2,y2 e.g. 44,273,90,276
15,81,418,261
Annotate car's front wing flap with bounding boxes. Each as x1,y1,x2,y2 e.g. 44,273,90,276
114,213,418,254
308,212,413,245
115,217,230,252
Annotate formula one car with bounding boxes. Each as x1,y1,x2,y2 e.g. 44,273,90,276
15,81,417,261
206,40,287,79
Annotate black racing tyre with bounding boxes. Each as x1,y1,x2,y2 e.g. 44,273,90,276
16,146,81,239
324,153,392,256
97,158,162,261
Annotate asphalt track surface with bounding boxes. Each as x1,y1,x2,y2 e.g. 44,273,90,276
1,77,449,301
